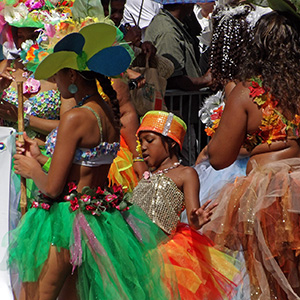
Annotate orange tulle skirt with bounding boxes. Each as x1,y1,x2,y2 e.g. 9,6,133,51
160,223,240,300
108,136,138,192
202,158,300,299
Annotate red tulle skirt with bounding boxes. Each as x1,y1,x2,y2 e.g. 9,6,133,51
160,223,240,300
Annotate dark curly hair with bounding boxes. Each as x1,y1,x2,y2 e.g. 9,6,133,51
238,10,300,115
210,4,255,91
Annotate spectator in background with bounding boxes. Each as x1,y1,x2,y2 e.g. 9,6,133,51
144,0,213,165
122,0,161,40
144,1,212,91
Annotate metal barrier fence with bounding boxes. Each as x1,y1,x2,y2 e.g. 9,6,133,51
165,88,212,166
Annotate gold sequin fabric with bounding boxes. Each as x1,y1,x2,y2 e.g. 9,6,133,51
131,174,185,234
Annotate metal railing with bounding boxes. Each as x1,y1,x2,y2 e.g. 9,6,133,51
165,88,212,166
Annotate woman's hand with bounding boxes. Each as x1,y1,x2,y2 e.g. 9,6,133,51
0,99,18,122
190,199,218,229
0,63,15,92
14,153,41,179
16,132,43,163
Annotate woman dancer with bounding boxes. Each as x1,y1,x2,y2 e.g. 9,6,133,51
202,2,300,299
131,110,241,300
11,23,175,300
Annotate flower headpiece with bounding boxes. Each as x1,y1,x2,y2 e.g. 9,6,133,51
137,111,187,150
0,0,72,50
34,22,132,79
1,0,69,28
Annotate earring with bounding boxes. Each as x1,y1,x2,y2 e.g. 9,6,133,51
68,83,78,94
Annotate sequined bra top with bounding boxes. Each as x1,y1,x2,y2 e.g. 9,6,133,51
244,77,300,151
45,106,119,167
130,173,185,234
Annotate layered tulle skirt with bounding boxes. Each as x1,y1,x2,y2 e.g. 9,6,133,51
108,136,138,192
8,195,179,299
202,158,300,299
160,223,240,300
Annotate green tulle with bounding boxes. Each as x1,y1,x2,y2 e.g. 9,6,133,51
8,201,179,299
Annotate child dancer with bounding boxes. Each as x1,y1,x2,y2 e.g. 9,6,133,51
131,110,241,300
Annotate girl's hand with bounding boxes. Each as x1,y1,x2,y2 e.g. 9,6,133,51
13,153,41,179
190,199,218,228
16,132,42,161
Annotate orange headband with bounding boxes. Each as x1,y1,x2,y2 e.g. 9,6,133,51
137,111,187,149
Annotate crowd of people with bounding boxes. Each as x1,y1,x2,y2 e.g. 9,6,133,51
0,0,300,299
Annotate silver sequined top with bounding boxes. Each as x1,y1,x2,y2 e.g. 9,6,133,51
131,173,185,234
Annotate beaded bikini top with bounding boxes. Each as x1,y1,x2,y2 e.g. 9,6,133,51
45,106,119,167
130,173,185,235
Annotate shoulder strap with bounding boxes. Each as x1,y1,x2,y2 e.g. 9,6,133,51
79,106,103,142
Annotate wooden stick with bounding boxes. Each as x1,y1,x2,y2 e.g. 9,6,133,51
17,81,27,215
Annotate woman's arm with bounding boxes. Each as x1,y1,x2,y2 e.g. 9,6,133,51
208,83,252,170
14,110,84,198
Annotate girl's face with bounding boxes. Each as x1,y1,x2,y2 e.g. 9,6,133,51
139,131,169,169
14,27,39,49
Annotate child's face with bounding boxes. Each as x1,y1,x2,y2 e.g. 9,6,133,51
139,131,169,169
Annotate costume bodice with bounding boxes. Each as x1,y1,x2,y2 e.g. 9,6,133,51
244,78,300,150
3,86,61,120
130,173,185,234
2,87,61,139
202,79,300,150
45,106,119,167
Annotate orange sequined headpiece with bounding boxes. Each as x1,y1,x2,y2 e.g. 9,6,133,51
137,111,187,149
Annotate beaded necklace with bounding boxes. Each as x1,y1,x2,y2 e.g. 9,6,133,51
74,94,97,108
144,162,181,179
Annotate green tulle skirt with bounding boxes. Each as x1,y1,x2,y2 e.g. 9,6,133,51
8,200,177,299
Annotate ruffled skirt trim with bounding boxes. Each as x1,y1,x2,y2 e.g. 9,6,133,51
202,158,300,299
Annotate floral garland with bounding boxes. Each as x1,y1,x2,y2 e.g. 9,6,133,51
199,90,224,137
244,77,300,150
31,182,132,216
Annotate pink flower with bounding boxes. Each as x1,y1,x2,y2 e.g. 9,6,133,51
23,77,41,94
41,203,50,210
96,186,105,195
70,199,79,211
81,195,91,202
105,194,118,202
32,201,39,208
86,205,95,211
143,171,150,180
68,182,77,193
112,184,123,193
45,24,56,38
